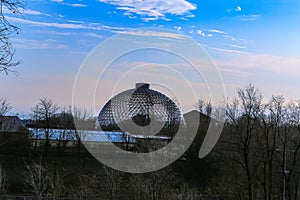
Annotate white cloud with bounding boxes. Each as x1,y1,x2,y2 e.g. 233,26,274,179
223,35,254,46
235,6,242,12
12,38,68,49
115,30,185,40
70,3,87,7
174,26,182,31
141,17,159,22
51,0,87,7
66,20,84,23
6,16,126,32
210,47,247,54
213,51,300,86
98,0,196,20
224,35,236,41
85,33,104,39
208,29,226,34
186,14,195,18
226,44,247,49
197,30,206,37
23,9,43,15
3,7,45,16
238,14,261,21
7,17,86,29
227,6,242,13
35,30,72,36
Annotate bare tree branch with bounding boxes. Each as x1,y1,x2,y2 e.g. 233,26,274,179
0,0,24,75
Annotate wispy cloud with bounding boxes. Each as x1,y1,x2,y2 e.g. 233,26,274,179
6,16,126,32
98,0,196,20
51,0,87,8
208,29,226,34
226,44,247,49
238,14,261,21
141,17,159,22
227,6,242,13
70,3,87,7
219,68,252,78
197,30,206,37
85,33,104,39
12,38,68,49
115,30,185,40
7,16,87,29
224,35,237,41
174,26,182,31
213,50,300,79
235,6,242,12
210,47,247,54
66,20,84,23
223,35,254,46
3,7,48,16
35,30,72,36
23,9,43,15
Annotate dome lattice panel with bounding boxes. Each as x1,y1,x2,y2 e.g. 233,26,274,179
98,83,181,136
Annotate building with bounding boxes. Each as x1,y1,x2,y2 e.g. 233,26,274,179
0,116,26,133
98,83,182,137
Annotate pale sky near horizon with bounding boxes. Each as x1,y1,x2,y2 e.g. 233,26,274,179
1,0,300,116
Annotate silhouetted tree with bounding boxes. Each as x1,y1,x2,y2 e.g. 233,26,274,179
226,84,264,200
0,0,23,74
0,164,7,195
31,97,58,155
73,107,95,153
0,97,11,116
24,157,49,199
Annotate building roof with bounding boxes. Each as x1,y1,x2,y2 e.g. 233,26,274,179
98,83,182,136
0,116,25,132
28,128,135,143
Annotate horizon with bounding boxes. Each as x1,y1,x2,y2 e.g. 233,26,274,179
1,0,300,116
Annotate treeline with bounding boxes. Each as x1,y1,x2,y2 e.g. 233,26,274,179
206,84,300,200
29,97,96,130
1,84,300,199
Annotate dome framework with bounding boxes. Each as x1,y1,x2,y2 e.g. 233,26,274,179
98,83,181,137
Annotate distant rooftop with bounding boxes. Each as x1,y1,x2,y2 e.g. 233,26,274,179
0,116,25,133
28,128,135,143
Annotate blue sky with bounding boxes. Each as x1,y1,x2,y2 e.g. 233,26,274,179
1,0,300,115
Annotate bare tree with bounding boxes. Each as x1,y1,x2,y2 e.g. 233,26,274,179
103,165,123,200
226,84,264,200
55,106,75,152
254,95,279,200
0,0,23,74
72,107,95,153
0,97,11,116
0,164,8,195
0,98,12,149
71,174,99,200
196,99,213,116
32,97,59,154
126,166,174,200
24,157,49,199
275,99,300,200
175,182,199,200
47,164,65,200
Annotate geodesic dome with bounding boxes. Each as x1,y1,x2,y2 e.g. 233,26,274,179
98,83,181,136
